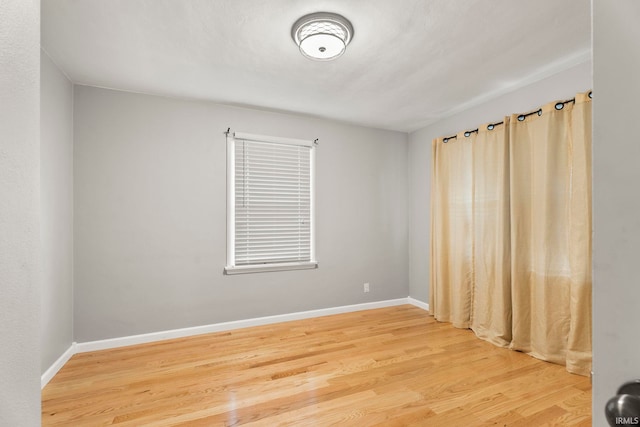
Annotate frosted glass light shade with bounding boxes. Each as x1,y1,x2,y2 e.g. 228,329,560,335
291,12,354,61
299,33,345,60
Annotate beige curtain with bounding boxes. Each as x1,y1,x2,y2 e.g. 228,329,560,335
430,91,592,375
430,132,473,328
470,120,512,348
567,93,592,374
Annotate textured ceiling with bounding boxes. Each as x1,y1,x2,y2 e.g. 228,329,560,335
41,0,591,132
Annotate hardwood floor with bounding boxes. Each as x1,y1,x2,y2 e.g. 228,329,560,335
42,305,591,426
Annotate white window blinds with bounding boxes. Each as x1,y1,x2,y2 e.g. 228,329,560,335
225,132,317,274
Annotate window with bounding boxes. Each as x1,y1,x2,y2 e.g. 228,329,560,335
225,132,317,274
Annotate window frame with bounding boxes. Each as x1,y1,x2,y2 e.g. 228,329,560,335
224,131,317,275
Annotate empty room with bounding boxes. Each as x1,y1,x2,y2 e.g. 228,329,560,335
2,1,640,426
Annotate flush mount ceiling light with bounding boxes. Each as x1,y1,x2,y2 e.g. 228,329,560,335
291,12,354,61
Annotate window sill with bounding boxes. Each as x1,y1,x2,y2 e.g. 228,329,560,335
224,261,318,275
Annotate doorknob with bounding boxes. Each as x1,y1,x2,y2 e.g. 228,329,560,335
606,380,640,426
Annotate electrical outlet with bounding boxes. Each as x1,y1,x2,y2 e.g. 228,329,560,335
364,283,370,293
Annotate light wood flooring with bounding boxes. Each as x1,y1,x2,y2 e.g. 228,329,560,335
42,305,591,426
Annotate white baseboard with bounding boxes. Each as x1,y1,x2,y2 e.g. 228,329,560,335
408,297,430,311
41,342,76,389
75,298,410,354
43,297,430,387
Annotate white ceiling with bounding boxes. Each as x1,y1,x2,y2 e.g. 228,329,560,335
41,0,591,133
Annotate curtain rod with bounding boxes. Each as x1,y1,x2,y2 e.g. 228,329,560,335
442,91,592,143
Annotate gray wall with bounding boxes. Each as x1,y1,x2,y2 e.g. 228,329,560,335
0,0,41,425
407,61,593,303
73,85,408,342
40,50,74,373
592,1,640,425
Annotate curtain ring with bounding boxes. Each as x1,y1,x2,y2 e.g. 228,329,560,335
589,91,593,99
517,114,525,121
487,124,494,130
464,131,471,137
555,102,564,110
